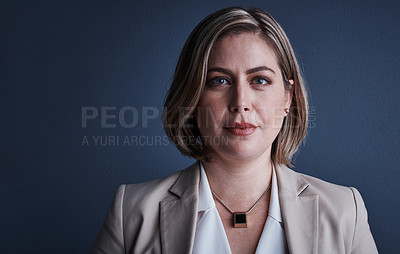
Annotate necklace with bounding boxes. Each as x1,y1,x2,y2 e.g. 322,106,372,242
211,185,271,228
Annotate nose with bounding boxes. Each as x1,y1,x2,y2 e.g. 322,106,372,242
229,80,251,113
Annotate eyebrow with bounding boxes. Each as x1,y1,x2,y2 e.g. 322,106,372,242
207,66,275,76
246,66,275,75
207,67,234,76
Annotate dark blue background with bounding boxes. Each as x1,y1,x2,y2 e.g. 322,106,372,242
1,0,399,253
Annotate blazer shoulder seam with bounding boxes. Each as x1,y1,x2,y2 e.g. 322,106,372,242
349,186,358,250
120,184,126,252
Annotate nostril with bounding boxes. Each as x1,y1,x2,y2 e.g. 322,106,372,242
230,106,250,112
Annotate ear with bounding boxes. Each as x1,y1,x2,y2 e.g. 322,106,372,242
284,79,294,109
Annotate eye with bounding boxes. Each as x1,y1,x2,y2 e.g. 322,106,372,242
207,77,230,87
253,77,272,85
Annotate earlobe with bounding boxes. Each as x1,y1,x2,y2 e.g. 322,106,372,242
284,108,290,114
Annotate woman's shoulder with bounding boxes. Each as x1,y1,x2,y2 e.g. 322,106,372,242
117,162,200,209
299,171,355,196
299,171,368,216
277,164,364,212
283,166,377,253
123,170,182,198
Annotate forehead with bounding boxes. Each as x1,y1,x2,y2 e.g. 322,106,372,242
208,32,279,70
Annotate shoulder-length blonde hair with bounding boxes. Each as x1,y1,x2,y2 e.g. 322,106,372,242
162,7,308,167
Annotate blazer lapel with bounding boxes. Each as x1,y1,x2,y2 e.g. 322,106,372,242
276,164,319,254
159,162,200,254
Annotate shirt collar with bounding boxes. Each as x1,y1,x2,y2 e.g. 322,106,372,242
268,164,283,222
198,162,216,212
198,162,283,223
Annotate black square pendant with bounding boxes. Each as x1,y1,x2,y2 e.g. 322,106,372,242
233,212,247,228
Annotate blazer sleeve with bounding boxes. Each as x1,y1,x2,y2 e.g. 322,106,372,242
90,185,126,254
349,187,378,254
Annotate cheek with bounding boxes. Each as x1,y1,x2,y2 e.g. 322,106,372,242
196,99,227,131
254,95,287,126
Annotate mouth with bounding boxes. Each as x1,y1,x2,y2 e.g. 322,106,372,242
224,122,257,136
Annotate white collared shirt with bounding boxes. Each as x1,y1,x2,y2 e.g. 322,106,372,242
192,163,288,254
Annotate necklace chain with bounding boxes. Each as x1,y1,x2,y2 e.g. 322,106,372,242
210,184,271,215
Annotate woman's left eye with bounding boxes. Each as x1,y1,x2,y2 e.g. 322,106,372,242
253,77,271,85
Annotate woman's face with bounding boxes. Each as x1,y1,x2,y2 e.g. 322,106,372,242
196,32,293,162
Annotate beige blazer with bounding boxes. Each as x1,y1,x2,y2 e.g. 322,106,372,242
90,162,378,254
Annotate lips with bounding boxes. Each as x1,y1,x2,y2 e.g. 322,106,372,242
224,122,257,136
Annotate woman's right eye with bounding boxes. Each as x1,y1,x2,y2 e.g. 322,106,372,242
207,77,229,86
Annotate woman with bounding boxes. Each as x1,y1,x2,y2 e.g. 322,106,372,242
91,7,378,254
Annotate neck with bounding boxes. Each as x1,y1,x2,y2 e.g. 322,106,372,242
202,152,273,207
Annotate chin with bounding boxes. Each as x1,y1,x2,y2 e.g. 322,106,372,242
217,145,269,162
